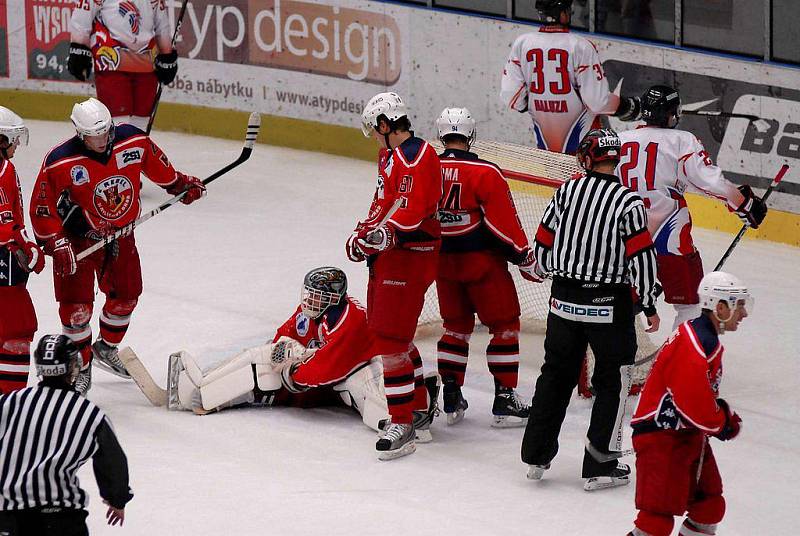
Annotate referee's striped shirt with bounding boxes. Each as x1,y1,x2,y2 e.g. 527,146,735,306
0,385,132,511
533,171,658,312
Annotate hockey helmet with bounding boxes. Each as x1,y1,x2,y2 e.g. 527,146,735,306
0,106,29,148
698,271,752,313
301,267,348,319
436,107,477,148
575,128,621,170
34,334,81,382
361,92,409,137
641,85,681,128
535,0,573,22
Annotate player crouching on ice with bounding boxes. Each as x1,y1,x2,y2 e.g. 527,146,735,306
166,268,439,442
628,272,750,536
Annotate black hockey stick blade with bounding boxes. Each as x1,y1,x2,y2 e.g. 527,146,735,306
76,112,262,261
682,110,771,132
714,164,789,271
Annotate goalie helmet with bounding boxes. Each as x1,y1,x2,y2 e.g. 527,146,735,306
361,92,409,137
698,271,752,313
575,128,621,170
436,108,477,148
0,106,29,149
535,0,573,22
641,85,681,128
301,267,348,319
34,334,81,382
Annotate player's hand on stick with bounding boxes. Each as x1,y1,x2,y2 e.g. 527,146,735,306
346,231,366,262
734,185,768,229
45,235,77,276
355,225,395,255
104,502,125,527
517,249,545,283
167,172,206,205
9,227,45,274
714,398,742,441
67,43,93,81
154,50,179,85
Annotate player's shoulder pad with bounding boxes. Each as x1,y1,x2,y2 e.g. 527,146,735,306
687,315,720,358
114,123,147,143
397,136,426,163
44,136,85,167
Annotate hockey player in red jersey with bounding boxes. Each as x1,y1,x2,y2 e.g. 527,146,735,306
346,92,442,460
68,0,178,131
618,85,768,331
434,107,542,427
0,107,44,393
30,98,204,394
628,271,750,536
167,267,437,432
500,0,642,154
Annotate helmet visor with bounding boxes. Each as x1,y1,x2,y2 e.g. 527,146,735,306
4,126,29,147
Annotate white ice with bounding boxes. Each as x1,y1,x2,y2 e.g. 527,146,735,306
10,120,799,535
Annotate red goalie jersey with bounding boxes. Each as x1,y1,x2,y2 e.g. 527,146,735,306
438,148,529,261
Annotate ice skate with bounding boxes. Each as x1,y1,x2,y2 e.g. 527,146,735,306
91,339,131,379
491,382,529,428
526,463,550,480
75,366,92,396
376,423,416,460
442,378,468,425
584,462,631,491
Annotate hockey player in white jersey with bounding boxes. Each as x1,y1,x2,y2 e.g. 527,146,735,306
617,85,768,329
500,0,641,154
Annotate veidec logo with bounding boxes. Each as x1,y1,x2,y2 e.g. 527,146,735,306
178,0,402,84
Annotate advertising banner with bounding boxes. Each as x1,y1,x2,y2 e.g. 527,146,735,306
0,0,8,78
25,0,74,81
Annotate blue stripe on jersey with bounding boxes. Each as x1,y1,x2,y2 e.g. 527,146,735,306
398,136,425,163
564,113,587,155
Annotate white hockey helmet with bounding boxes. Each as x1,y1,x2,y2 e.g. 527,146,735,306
698,271,753,313
71,97,113,139
436,107,477,148
0,106,29,147
361,92,408,137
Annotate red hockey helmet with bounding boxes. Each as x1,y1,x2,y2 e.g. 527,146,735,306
575,128,622,170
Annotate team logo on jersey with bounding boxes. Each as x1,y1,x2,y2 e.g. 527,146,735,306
119,1,142,35
93,176,134,221
116,148,143,169
295,312,310,337
96,46,121,70
0,210,13,225
70,165,90,186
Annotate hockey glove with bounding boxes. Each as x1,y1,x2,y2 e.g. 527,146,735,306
346,231,366,262
45,235,77,276
9,226,45,274
714,398,742,441
167,172,206,205
734,185,768,229
67,43,93,82
517,249,545,283
615,96,642,122
154,50,179,85
356,225,395,256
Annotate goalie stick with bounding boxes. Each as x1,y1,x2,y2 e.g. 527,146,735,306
76,112,261,261
146,0,189,135
714,164,789,271
584,436,634,463
119,347,168,406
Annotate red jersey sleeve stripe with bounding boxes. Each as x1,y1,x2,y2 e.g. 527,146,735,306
535,224,555,249
624,228,653,258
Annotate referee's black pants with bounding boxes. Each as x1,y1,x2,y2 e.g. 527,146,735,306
521,278,637,477
0,507,88,536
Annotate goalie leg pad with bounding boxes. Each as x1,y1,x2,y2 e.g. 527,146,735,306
334,357,389,432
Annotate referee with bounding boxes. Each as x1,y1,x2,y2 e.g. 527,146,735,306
521,128,660,490
0,334,133,535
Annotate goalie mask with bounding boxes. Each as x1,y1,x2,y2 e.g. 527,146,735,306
34,334,81,384
436,107,477,149
301,267,348,319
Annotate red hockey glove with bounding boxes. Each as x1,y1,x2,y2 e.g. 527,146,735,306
9,227,45,274
517,249,544,283
167,172,206,205
356,225,395,256
45,235,77,276
714,398,742,441
346,231,366,262
734,185,767,229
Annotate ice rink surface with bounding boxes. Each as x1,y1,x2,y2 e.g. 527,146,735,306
10,121,799,534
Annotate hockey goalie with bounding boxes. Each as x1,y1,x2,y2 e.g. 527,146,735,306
166,267,438,436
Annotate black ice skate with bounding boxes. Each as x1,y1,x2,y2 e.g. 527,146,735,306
412,373,441,443
584,462,631,491
91,339,131,379
442,377,468,425
491,381,529,428
75,366,92,396
376,423,416,461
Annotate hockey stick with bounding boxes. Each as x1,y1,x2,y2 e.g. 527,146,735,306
713,164,789,271
145,0,189,135
76,112,261,261
119,347,168,406
682,109,764,123
584,436,634,463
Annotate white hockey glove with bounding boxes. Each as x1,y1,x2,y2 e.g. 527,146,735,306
346,231,366,262
518,249,545,283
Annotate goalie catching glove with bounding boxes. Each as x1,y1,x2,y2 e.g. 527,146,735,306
734,185,767,229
